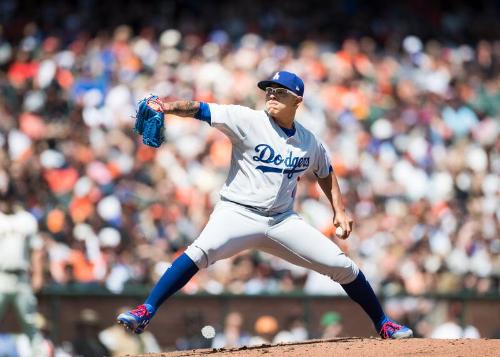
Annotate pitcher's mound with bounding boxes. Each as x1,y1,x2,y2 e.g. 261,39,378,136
130,338,500,357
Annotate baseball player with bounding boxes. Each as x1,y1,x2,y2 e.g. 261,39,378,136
0,194,45,352
118,71,413,339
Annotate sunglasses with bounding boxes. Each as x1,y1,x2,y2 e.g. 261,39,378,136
265,87,298,98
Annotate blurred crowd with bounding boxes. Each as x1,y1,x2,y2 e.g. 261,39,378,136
0,0,499,349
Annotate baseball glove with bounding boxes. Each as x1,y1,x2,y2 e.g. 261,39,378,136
134,95,165,148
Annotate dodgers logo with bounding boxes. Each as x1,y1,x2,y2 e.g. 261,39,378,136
252,144,310,178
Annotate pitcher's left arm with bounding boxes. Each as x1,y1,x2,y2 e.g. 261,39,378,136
317,170,353,239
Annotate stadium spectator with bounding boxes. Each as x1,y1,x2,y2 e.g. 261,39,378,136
212,311,251,348
430,302,481,339
272,314,308,343
249,315,279,346
71,309,109,357
320,311,344,339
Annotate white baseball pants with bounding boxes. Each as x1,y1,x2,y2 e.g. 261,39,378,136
184,201,359,284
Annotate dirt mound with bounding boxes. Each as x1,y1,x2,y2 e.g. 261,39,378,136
129,338,500,357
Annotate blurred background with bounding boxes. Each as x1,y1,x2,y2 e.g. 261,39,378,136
0,0,498,355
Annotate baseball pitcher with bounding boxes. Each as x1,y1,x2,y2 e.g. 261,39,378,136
118,71,413,339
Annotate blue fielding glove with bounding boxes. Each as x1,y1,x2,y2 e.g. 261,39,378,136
134,95,165,148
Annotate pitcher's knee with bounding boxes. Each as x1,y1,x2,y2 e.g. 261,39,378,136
329,256,359,285
184,245,209,269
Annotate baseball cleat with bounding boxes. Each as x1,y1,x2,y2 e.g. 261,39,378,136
117,304,154,334
379,318,413,339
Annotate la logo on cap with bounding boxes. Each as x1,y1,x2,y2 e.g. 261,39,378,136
272,72,280,80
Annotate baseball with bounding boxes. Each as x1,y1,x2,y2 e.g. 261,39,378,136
335,226,344,238
201,325,216,339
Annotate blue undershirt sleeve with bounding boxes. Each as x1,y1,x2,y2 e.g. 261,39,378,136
194,102,211,124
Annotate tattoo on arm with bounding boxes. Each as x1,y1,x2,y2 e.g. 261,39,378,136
162,101,200,117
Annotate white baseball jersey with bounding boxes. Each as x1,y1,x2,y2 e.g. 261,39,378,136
208,103,332,214
0,210,39,271
185,103,358,285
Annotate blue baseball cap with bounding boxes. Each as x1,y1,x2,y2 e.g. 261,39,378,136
258,71,304,97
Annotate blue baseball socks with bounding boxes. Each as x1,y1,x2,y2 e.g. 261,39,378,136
341,270,387,331
144,253,199,314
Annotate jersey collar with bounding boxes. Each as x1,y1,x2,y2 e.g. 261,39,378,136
265,111,297,138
